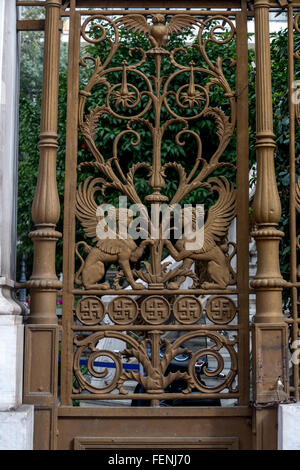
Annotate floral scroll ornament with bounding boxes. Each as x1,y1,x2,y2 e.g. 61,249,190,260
75,14,237,291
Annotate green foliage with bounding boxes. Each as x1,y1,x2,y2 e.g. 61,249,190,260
19,7,44,101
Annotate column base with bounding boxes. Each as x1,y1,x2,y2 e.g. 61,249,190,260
0,404,34,450
0,315,24,408
278,403,300,450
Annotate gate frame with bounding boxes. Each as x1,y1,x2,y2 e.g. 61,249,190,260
18,0,291,450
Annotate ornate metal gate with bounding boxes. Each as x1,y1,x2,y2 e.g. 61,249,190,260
19,0,295,451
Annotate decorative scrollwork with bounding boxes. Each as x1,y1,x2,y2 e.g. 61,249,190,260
73,338,123,394
176,331,238,393
75,13,237,291
81,15,119,48
73,329,238,396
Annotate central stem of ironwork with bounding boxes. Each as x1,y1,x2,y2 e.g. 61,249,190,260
145,52,169,286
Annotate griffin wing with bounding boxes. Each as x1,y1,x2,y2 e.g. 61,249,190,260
296,176,300,212
76,176,103,241
115,14,151,35
167,14,201,35
201,176,236,253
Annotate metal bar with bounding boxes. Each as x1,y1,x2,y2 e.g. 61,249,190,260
74,0,242,8
16,1,46,5
71,392,239,400
235,3,250,406
17,19,64,31
72,289,239,295
58,9,258,17
73,9,240,16
72,324,240,331
60,10,81,406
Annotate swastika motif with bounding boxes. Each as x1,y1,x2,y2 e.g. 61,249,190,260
141,296,170,324
173,296,203,324
206,296,236,324
76,296,105,325
108,296,138,325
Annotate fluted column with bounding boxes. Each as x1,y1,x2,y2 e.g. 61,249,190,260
23,0,62,450
27,0,62,325
252,1,289,446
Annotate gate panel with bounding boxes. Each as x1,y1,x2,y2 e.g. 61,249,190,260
58,0,253,448
57,407,252,450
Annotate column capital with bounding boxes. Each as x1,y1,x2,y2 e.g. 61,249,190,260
45,0,62,7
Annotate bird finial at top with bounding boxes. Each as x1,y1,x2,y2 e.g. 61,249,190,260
115,13,201,50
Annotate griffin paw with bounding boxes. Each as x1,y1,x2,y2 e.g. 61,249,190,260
132,282,144,290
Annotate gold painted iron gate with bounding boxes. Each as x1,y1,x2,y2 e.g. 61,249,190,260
19,0,295,451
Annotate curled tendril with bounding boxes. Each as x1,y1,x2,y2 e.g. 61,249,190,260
171,331,238,394
128,47,147,68
295,12,300,35
111,129,141,182
73,331,142,395
81,15,118,45
198,16,235,47
175,129,203,183
73,346,123,394
194,350,225,378
196,16,236,74
87,350,121,380
188,347,236,393
169,47,189,70
79,56,98,68
113,129,141,160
